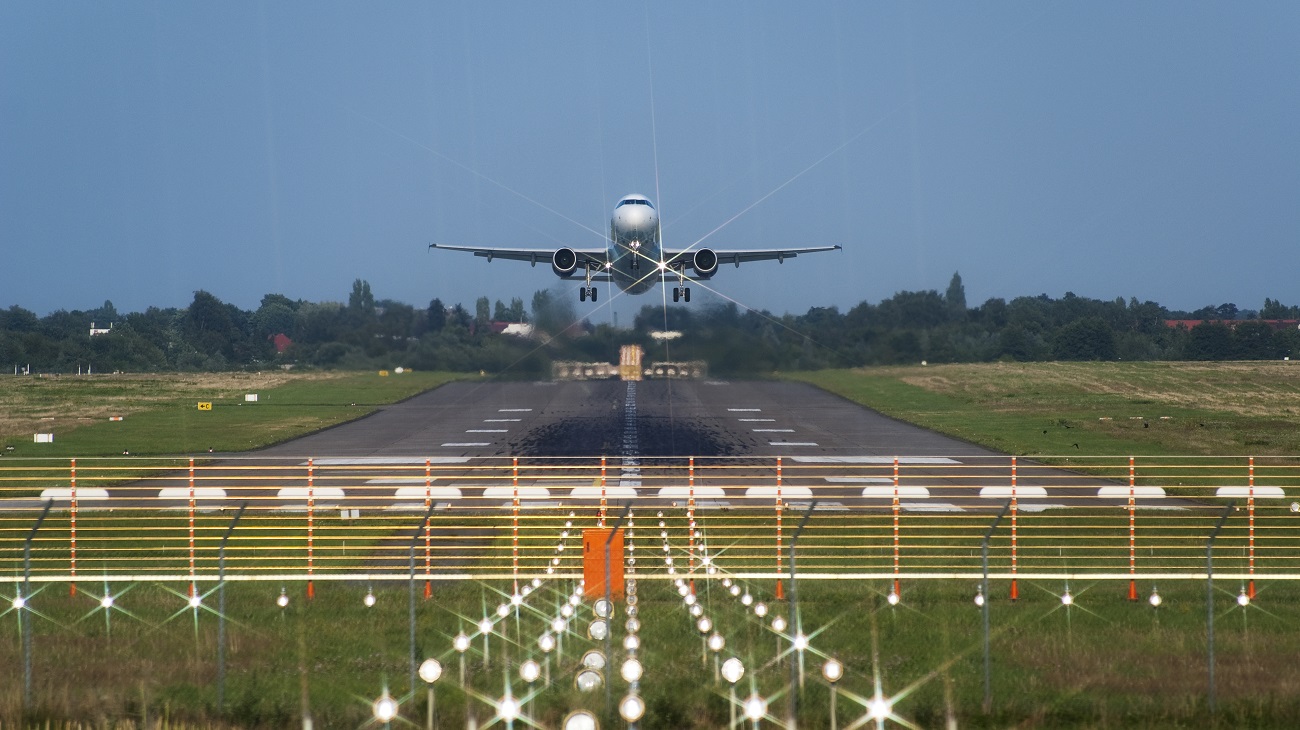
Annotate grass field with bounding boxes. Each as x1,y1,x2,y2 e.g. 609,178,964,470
0,370,470,458
786,362,1300,458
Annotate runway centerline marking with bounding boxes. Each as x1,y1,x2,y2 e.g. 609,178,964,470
442,442,490,447
753,429,795,433
467,429,508,433
728,408,762,412
738,418,776,422
498,408,533,412
484,419,521,422
769,441,819,447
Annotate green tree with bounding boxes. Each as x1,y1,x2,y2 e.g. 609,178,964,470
945,272,967,319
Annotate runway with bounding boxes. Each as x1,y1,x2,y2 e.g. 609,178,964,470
68,379,1191,513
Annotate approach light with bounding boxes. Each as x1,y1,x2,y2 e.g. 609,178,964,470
743,694,767,721
730,585,741,597
594,598,613,618
621,657,643,683
754,602,768,617
707,566,718,575
563,710,599,730
561,603,575,618
696,616,713,634
276,589,288,608
741,592,753,606
553,617,569,633
702,556,712,566
478,617,494,634
569,593,582,606
498,695,520,722
539,633,556,653
822,658,844,683
1237,590,1250,607
496,603,510,617
363,589,376,608
576,669,603,692
1061,591,1074,607
588,619,609,641
12,595,25,610
419,658,443,684
867,695,893,721
582,650,607,671
520,659,541,683
684,592,696,605
1149,588,1163,607
619,693,646,721
707,632,725,653
189,593,203,609
532,577,542,588
793,633,809,652
624,634,640,651
723,578,732,588
721,657,745,684
887,590,900,606
511,592,523,606
101,594,115,610
625,617,641,633
453,633,471,653
771,615,787,633
690,603,704,617
372,692,398,723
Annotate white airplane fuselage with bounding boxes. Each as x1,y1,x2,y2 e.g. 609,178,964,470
607,194,661,294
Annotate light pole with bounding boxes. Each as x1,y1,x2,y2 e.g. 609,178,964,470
419,659,442,730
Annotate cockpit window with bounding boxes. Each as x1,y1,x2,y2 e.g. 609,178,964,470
616,198,654,209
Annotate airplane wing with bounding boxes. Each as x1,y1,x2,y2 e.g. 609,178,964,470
662,245,842,268
429,243,607,268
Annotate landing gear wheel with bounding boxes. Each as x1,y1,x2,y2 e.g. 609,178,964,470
683,287,691,303
672,287,680,303
590,287,598,302
579,288,588,302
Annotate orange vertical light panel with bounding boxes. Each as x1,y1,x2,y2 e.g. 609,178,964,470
582,528,625,601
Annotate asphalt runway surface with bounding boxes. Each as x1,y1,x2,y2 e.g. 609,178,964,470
49,379,1186,514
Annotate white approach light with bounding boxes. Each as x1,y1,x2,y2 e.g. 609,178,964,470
730,585,741,597
619,693,647,721
563,710,599,730
621,657,644,683
721,657,745,684
623,634,640,651
12,595,25,610
498,696,520,722
754,602,768,617
741,593,753,606
1238,590,1250,607
696,616,713,634
690,603,704,617
561,603,575,618
582,649,607,670
276,589,288,608
588,619,609,641
684,592,697,605
496,603,510,618
1149,588,1163,607
974,589,985,607
594,598,613,618
372,693,398,723
707,633,726,653
419,658,443,684
743,694,768,721
189,593,203,609
771,615,787,632
102,594,115,610
511,592,523,606
822,658,844,683
478,617,494,634
1061,591,1074,607
887,590,900,606
532,577,542,588
723,578,733,588
678,584,690,597
520,659,541,683
867,695,893,721
453,633,471,653
539,633,556,653
569,593,582,607
575,669,603,693
363,590,376,608
793,633,809,652
553,616,569,633
626,617,641,633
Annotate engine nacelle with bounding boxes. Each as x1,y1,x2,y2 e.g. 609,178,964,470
691,248,719,279
552,248,579,277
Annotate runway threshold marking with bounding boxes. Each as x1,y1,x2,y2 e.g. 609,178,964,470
769,441,819,447
467,429,508,433
484,418,521,422
753,429,795,433
442,442,491,447
739,418,776,422
498,408,533,412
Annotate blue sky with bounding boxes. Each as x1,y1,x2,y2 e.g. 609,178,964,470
2,2,1297,323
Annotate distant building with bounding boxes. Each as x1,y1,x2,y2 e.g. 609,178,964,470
1165,319,1300,331
89,322,114,337
488,322,535,338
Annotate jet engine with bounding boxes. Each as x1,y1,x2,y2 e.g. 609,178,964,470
691,248,719,278
552,248,579,277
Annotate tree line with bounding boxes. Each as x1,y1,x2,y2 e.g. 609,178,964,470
3,274,1298,376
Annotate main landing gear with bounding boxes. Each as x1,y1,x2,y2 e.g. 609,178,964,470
672,264,691,302
579,263,598,302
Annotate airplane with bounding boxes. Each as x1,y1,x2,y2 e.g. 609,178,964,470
429,193,840,302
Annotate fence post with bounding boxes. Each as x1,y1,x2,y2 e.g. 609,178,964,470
1010,457,1019,601
892,456,901,597
306,458,315,600
69,458,77,596
1206,501,1234,714
1128,456,1137,601
1248,456,1256,600
688,456,696,595
775,456,784,600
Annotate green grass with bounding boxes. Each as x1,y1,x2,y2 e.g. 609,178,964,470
785,362,1300,458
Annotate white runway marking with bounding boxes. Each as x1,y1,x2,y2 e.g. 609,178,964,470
1097,486,1167,499
861,486,931,499
277,487,346,501
484,419,521,422
40,488,110,501
442,442,490,447
824,477,894,484
728,408,762,412
306,457,471,466
570,486,639,499
1217,486,1286,498
769,442,819,447
979,486,1049,499
658,486,727,499
746,485,814,499
902,502,965,513
498,408,533,412
394,486,463,500
792,456,962,464
467,429,508,433
158,488,228,500
753,428,795,433
739,418,776,422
